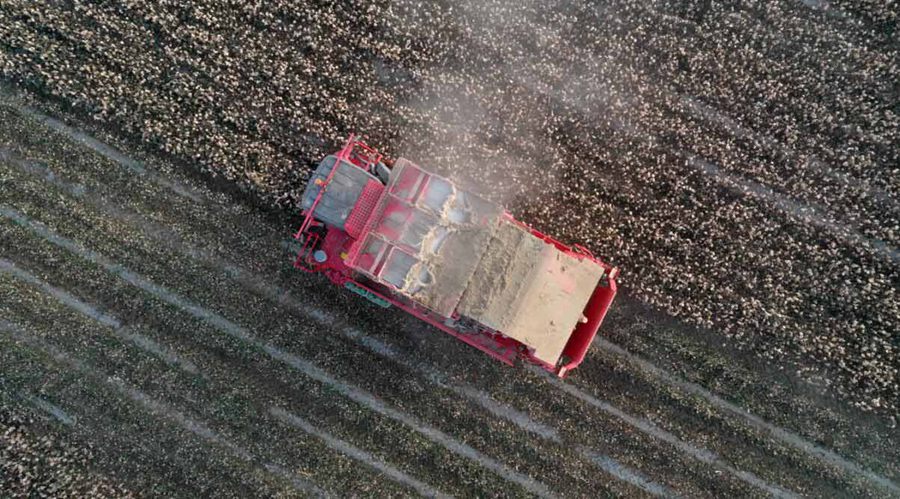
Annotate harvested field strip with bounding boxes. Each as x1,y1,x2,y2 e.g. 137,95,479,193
596,338,900,495
0,273,205,406
0,143,551,451
356,309,864,497
581,450,674,498
270,407,450,499
192,266,740,495
571,349,891,495
0,320,326,497
0,393,135,497
258,344,554,498
387,310,881,496
383,316,873,496
0,272,549,498
0,321,288,497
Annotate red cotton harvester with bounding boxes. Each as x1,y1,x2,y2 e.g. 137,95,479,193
293,135,618,376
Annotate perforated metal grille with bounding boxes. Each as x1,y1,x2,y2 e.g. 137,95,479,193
344,179,384,239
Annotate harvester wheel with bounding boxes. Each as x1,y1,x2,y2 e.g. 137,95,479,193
285,238,305,258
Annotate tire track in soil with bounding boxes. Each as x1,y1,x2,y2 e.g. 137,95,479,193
20,392,76,427
0,321,298,498
269,407,450,499
394,306,892,497
1,94,892,496
0,319,328,498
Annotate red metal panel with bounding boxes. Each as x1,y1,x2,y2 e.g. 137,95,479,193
345,179,384,239
557,271,618,377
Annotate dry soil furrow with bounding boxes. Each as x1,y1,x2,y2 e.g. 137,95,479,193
0,267,455,498
0,321,291,497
